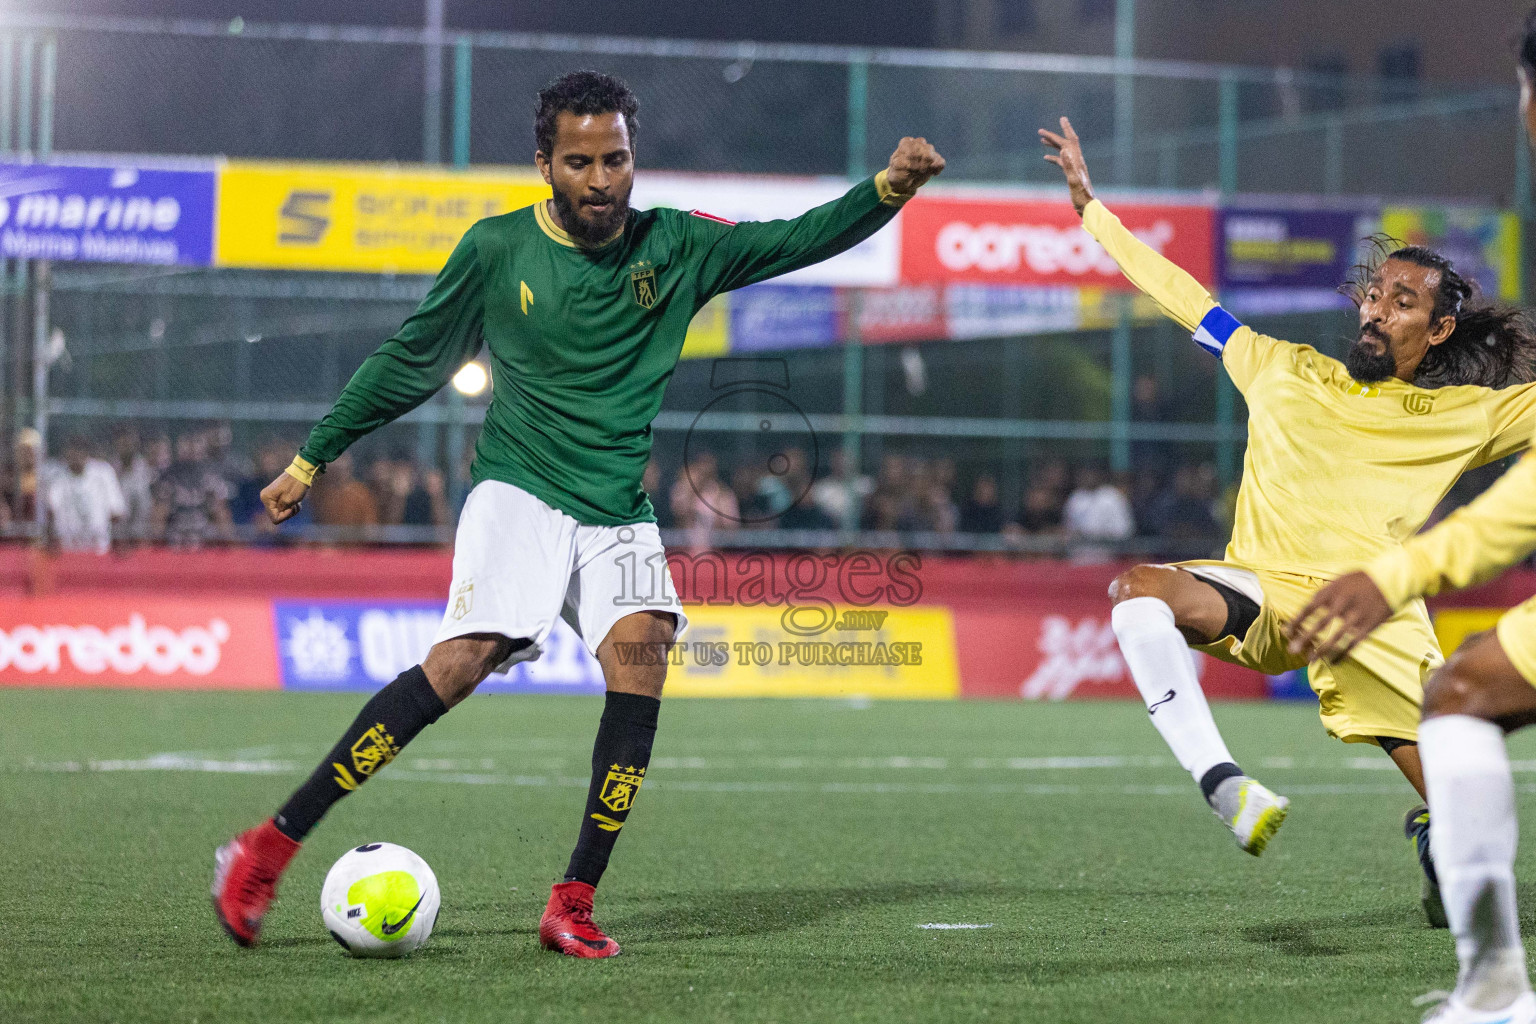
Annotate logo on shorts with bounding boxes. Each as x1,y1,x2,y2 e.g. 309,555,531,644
450,581,473,620
1404,393,1434,415
630,265,658,309
599,764,645,813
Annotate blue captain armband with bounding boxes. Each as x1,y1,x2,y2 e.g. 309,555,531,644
1192,305,1242,357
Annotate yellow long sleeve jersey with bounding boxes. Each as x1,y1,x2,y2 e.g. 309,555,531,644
1082,198,1536,579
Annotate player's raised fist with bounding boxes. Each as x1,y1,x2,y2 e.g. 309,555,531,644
1039,116,1096,217
260,471,308,525
885,137,945,194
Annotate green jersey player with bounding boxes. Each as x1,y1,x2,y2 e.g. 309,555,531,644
212,70,945,957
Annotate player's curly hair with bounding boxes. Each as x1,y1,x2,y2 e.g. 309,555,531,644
1342,237,1536,389
534,70,639,157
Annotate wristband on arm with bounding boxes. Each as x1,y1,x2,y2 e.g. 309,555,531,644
284,455,321,487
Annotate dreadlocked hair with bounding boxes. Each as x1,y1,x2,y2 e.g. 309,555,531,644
1340,235,1536,389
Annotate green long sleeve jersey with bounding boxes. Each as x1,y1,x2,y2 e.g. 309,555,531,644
298,172,909,525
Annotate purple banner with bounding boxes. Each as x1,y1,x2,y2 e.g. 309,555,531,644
1218,208,1367,291
0,161,216,266
730,284,841,351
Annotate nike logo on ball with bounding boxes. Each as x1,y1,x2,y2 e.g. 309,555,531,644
1147,689,1176,714
380,895,425,936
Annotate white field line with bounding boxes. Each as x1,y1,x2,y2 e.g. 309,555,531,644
918,923,994,929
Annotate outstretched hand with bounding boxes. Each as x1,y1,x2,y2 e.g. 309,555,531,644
1284,571,1394,664
885,137,945,194
1038,116,1096,217
260,471,309,525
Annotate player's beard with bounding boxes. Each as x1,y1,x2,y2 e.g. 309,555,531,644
551,182,631,246
1345,325,1398,384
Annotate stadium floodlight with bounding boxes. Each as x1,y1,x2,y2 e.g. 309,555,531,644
452,361,489,396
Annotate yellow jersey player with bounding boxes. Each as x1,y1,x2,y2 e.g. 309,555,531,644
1038,118,1536,900
1287,14,1536,1022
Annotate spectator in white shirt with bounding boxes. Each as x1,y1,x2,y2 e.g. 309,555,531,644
1062,464,1134,561
45,436,127,554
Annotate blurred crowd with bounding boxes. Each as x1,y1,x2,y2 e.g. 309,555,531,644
0,423,450,553
658,443,1228,557
0,419,1234,556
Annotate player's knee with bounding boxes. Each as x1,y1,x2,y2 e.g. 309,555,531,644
1424,634,1497,719
423,635,520,708
1108,564,1170,605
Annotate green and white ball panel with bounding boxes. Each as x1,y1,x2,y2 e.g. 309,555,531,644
320,842,440,957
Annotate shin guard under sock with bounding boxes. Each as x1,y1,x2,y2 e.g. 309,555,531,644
274,665,447,841
564,691,661,887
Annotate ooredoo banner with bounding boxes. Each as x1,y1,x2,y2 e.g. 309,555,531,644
900,195,1215,289
0,597,277,688
0,160,216,265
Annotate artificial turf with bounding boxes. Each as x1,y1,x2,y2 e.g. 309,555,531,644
2,690,1527,1024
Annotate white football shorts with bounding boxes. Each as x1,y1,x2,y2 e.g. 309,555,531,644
433,480,688,671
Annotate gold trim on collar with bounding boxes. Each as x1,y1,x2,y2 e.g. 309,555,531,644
535,200,624,249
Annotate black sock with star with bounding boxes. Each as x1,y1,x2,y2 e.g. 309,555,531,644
564,691,661,887
273,665,447,842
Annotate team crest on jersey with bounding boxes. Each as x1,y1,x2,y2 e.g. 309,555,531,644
350,723,400,778
1404,393,1434,415
450,581,473,620
599,764,646,813
630,265,658,309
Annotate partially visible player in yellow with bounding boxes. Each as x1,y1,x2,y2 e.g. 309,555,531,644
1038,118,1536,892
1287,15,1536,1021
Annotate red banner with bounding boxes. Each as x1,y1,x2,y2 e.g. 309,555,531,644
900,195,1216,289
953,602,1267,701
0,597,279,689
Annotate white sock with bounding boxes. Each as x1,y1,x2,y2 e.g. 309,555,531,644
1111,596,1237,786
1420,714,1531,1012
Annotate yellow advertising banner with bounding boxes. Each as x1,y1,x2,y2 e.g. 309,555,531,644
216,161,550,273
663,604,959,699
1433,608,1507,656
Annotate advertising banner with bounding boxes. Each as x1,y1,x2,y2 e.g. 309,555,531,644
0,597,277,689
953,604,1268,701
631,173,900,287
0,161,216,265
216,161,550,273
900,195,1215,289
945,284,1082,339
728,284,841,351
1381,206,1522,302
857,284,946,344
273,601,605,694
665,604,960,699
1217,208,1364,291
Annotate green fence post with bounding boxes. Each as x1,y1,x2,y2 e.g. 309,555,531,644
1114,0,1135,185
17,34,31,156
841,291,864,532
1215,72,1238,488
1323,117,1343,195
37,36,54,159
1,35,12,154
1110,294,1133,473
846,58,868,181
1218,73,1238,195
452,36,471,169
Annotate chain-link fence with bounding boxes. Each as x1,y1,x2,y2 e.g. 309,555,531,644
0,13,1525,553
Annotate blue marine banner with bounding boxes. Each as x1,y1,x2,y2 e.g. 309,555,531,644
273,600,605,694
0,160,217,265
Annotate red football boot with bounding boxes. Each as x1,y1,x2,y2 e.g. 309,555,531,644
539,881,621,958
211,819,301,947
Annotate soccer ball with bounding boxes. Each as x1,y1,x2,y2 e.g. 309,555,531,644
320,842,440,958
